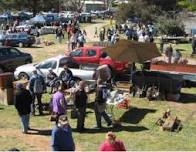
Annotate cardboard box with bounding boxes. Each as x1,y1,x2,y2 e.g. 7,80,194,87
0,88,14,105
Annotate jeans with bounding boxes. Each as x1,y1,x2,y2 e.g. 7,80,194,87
31,93,43,115
94,103,112,127
20,114,30,133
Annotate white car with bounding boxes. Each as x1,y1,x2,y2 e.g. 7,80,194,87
14,55,96,83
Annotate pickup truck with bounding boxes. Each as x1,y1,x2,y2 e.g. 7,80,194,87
69,46,129,74
14,55,96,83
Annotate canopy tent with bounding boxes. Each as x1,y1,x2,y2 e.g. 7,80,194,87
103,40,161,63
30,15,46,24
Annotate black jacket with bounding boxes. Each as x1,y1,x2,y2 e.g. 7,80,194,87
74,89,87,108
15,89,32,115
95,86,107,104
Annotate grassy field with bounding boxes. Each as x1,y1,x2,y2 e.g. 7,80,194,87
0,90,196,151
0,22,196,150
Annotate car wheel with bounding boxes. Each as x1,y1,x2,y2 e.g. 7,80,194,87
18,72,29,80
19,42,24,48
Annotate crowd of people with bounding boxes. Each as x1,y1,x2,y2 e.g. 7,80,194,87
13,60,127,150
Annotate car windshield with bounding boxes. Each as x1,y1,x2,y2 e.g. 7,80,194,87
37,60,57,69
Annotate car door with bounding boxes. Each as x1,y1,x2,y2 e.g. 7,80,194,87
36,60,57,79
1,48,18,71
85,49,98,64
8,48,25,68
70,48,84,64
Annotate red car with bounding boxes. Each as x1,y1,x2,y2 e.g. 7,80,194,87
69,46,129,74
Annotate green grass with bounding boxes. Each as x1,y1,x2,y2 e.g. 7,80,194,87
0,92,196,151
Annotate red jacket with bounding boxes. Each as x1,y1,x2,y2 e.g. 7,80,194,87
99,140,126,151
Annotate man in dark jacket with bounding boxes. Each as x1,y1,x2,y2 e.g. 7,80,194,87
29,69,45,115
59,64,75,88
74,81,87,132
15,83,32,134
94,79,112,129
192,36,196,55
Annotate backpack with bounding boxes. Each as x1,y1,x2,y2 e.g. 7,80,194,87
33,76,44,94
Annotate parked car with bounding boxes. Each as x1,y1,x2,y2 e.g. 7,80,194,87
14,55,96,83
69,46,129,74
16,25,37,35
0,32,35,47
0,46,32,73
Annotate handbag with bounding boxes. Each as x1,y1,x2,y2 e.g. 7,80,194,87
49,113,58,121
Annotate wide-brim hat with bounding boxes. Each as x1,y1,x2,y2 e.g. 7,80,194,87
58,115,69,125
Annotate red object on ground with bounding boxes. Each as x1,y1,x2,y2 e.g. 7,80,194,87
68,46,129,74
99,140,126,151
117,99,130,109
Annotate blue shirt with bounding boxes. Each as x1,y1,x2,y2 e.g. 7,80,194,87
51,125,75,151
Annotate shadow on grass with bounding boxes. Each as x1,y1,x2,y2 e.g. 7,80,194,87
119,107,156,124
28,128,51,136
0,107,4,111
72,125,148,133
178,93,196,103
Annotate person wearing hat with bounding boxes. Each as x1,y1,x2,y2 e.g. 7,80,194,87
99,131,126,151
51,115,75,151
46,68,58,94
14,83,32,134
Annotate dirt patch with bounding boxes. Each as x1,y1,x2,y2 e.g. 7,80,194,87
0,128,81,151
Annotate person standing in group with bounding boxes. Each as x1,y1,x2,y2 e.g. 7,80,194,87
52,83,67,124
99,30,105,46
46,68,58,94
56,28,64,44
94,26,98,38
14,83,32,134
29,69,46,116
191,35,196,56
165,44,173,64
59,64,75,88
73,81,88,132
51,115,75,151
99,132,126,151
94,79,112,129
70,33,77,50
77,32,85,47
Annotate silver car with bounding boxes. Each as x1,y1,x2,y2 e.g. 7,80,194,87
14,55,96,82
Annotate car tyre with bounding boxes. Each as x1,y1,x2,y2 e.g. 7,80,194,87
18,72,29,80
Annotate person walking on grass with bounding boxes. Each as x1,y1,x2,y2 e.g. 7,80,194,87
15,83,32,134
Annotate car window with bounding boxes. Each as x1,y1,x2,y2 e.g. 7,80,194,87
18,35,26,39
8,48,21,56
86,49,96,57
38,60,57,69
70,49,82,57
0,48,10,57
0,49,7,57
